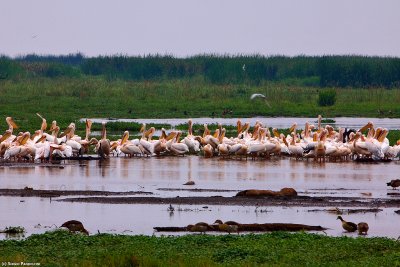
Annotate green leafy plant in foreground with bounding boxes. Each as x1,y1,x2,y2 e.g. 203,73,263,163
0,230,400,266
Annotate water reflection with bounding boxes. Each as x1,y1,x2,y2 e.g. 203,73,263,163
1,197,399,239
0,157,399,198
83,117,400,130
1,156,399,239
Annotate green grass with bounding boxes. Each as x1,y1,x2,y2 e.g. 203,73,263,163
0,230,399,266
0,76,399,140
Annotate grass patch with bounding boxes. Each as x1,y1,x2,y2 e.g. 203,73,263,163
0,231,399,266
0,76,399,142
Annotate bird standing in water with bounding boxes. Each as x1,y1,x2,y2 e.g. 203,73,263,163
337,216,357,232
387,179,400,189
357,222,369,235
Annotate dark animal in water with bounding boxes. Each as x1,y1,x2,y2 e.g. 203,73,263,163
61,220,89,235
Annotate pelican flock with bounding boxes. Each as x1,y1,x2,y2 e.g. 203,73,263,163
0,114,399,163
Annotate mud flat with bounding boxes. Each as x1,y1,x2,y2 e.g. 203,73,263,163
56,194,400,208
0,188,152,197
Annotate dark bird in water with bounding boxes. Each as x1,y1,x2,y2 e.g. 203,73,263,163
337,216,357,232
61,220,89,235
357,222,369,235
387,179,400,189
167,204,175,212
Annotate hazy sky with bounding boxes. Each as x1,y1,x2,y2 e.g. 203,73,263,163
1,0,399,57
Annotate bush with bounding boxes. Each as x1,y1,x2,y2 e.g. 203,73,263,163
318,89,336,106
0,57,24,79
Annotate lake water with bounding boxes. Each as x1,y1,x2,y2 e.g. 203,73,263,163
1,157,399,239
81,117,400,130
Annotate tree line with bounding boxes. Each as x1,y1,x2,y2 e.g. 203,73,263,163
1,54,400,88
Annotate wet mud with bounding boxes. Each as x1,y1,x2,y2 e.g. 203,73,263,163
55,194,400,208
0,188,152,197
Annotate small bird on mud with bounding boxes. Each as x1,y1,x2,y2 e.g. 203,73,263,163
387,179,400,189
357,222,369,235
61,220,89,235
337,216,357,232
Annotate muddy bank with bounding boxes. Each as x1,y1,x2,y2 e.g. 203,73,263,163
4,188,399,208
154,223,327,232
157,188,239,192
57,195,400,208
0,188,152,197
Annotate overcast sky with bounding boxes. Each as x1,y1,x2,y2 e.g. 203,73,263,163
1,0,399,57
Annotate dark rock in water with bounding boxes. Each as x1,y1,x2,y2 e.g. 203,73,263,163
183,181,195,185
395,210,400,215
236,188,297,197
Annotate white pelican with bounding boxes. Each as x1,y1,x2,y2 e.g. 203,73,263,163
3,117,18,143
4,132,31,161
183,119,200,153
247,128,267,159
217,129,230,158
170,131,189,156
139,125,158,156
116,131,143,157
203,144,214,158
353,132,371,159
306,130,327,161
79,119,98,154
287,133,303,159
234,144,248,160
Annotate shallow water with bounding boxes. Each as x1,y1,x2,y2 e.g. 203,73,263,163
0,157,399,198
82,117,400,130
1,157,399,238
0,197,399,239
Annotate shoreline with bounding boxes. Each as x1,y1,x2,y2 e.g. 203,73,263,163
1,188,397,208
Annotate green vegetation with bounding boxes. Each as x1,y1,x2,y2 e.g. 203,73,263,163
1,77,400,130
0,54,399,140
318,89,337,107
2,54,399,88
0,231,399,266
